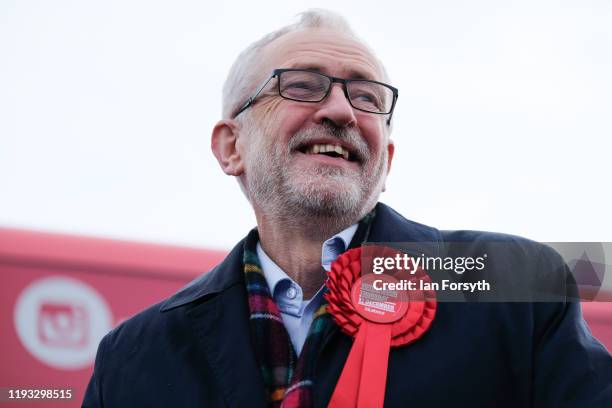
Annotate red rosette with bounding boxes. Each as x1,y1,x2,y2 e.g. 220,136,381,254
324,246,437,408
325,246,437,346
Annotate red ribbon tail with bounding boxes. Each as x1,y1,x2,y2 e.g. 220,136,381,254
328,323,367,407
328,322,393,408
358,323,392,408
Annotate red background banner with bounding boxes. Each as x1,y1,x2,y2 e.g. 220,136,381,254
1,228,610,407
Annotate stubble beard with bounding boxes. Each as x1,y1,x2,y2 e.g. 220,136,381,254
244,121,388,238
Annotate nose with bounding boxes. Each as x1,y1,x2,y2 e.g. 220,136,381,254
312,84,357,128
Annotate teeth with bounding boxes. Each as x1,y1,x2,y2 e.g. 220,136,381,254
306,143,350,159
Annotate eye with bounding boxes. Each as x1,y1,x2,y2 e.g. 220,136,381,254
347,80,393,113
281,77,322,90
284,81,315,91
354,93,375,103
281,82,318,99
280,73,329,101
352,91,382,109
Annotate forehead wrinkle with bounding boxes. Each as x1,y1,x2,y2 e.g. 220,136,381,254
284,56,379,81
263,30,384,82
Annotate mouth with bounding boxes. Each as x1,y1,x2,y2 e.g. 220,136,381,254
296,142,358,162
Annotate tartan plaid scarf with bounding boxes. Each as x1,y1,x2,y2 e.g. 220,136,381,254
243,211,375,408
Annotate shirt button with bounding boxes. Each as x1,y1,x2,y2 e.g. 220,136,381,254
286,286,297,299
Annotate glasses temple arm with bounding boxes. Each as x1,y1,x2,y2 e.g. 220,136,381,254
386,93,398,126
233,74,275,118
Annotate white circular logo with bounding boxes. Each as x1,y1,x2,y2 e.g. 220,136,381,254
13,276,113,370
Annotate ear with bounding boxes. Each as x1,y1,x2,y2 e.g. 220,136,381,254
386,139,395,174
211,119,245,176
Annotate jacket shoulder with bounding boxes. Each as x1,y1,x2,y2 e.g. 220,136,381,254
374,203,443,242
440,229,562,261
99,299,173,361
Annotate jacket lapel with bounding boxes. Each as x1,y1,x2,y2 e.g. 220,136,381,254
160,239,267,408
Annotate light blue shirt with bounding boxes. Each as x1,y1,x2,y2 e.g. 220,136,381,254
256,224,358,355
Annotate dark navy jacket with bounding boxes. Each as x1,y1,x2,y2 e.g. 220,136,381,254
83,203,612,407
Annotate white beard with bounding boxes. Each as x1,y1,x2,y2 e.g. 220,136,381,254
241,118,388,235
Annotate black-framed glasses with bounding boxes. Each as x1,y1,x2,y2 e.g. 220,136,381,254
233,68,398,125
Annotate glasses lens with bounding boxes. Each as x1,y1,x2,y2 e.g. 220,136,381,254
279,71,330,102
347,81,394,114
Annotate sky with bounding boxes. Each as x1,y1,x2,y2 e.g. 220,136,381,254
1,0,611,250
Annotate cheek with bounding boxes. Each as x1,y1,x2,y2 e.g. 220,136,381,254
358,117,386,156
266,104,313,142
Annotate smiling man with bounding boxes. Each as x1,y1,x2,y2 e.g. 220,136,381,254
83,9,611,408
212,22,395,301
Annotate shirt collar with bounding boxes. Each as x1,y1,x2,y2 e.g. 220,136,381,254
321,224,358,270
256,223,358,297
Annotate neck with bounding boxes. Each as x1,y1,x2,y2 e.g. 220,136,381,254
254,209,357,299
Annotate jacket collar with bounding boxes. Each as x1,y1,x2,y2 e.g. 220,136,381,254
159,238,246,312
368,202,442,244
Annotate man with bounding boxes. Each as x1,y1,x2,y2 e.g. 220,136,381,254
83,10,611,407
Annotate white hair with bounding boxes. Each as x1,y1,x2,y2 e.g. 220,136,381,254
221,9,390,120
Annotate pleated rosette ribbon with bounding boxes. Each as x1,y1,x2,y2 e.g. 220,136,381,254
324,246,437,408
